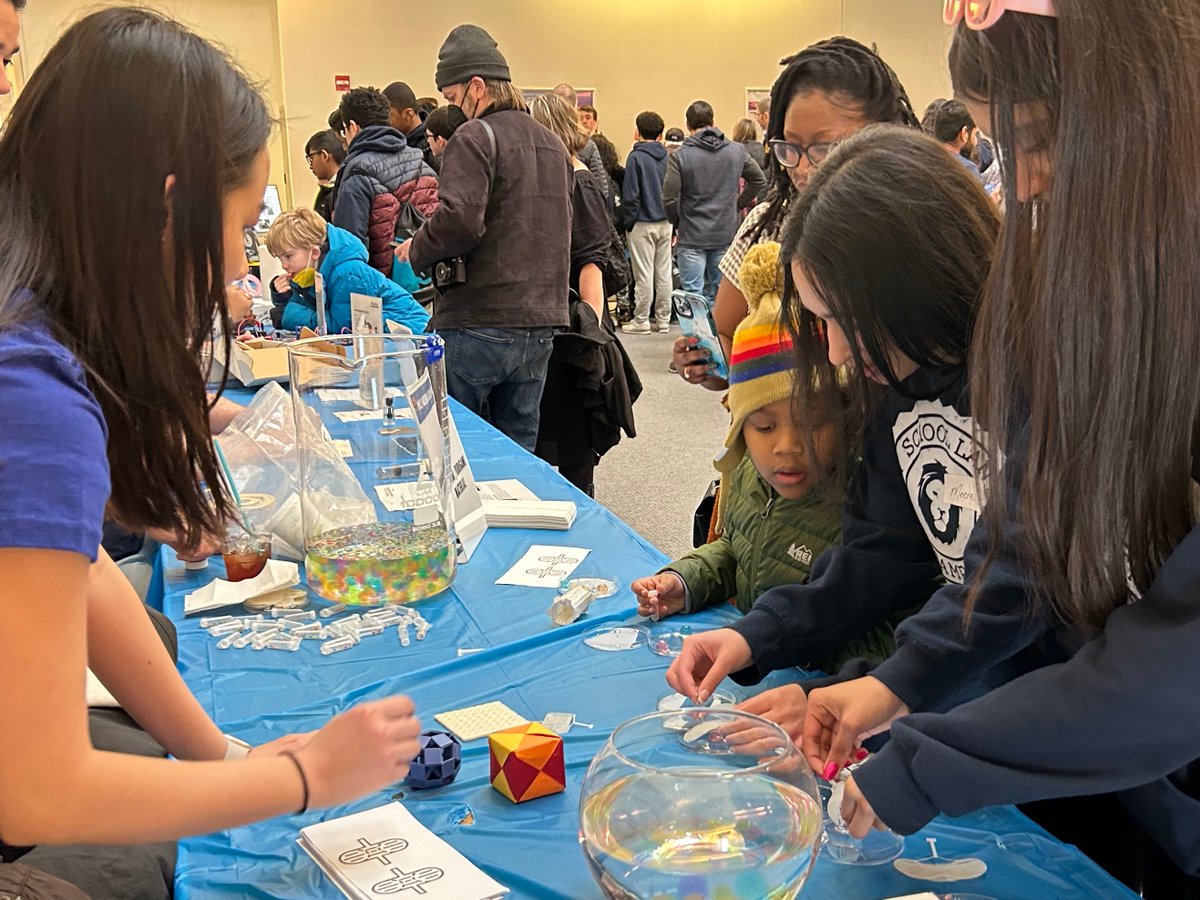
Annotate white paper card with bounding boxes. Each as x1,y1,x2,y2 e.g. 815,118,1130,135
331,439,353,458
943,474,981,513
434,701,528,742
374,482,440,526
334,408,412,423
476,480,539,503
299,802,507,900
349,293,383,334
495,545,590,588
445,407,486,561
182,559,300,615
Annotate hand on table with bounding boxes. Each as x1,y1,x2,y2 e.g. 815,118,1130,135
803,676,909,781
246,731,317,759
392,239,413,263
632,572,686,620
294,696,422,810
671,336,728,391
839,775,890,839
665,627,752,704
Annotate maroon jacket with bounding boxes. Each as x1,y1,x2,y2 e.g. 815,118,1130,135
332,125,439,275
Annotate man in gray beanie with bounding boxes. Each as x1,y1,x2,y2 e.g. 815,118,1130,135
395,24,573,453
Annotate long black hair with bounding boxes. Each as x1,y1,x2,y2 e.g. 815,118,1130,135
750,38,921,245
0,8,270,544
951,1,1200,631
779,124,999,414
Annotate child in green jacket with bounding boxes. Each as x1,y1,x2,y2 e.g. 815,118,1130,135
633,243,887,673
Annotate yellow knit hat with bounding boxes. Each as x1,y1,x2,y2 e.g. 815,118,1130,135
713,241,796,474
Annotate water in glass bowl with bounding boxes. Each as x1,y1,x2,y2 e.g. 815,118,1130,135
581,769,823,899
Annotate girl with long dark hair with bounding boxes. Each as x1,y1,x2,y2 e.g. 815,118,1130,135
0,8,420,850
804,2,1200,893
667,125,1001,737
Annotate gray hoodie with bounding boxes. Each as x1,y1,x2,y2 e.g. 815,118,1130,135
662,126,767,250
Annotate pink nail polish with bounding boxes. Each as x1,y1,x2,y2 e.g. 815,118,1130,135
822,761,839,781
855,749,869,761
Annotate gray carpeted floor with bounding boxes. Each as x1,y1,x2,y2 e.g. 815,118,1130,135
593,325,730,561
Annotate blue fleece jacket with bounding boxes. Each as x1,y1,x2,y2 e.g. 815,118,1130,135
277,222,429,334
621,141,668,231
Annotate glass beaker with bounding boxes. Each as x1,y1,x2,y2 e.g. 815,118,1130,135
579,709,823,899
287,333,456,606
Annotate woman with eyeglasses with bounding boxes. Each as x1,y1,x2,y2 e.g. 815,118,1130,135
671,37,921,389
803,1,1200,893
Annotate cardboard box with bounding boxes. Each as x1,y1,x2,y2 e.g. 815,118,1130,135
213,337,290,387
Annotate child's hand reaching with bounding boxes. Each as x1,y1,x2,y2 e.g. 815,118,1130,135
631,572,687,621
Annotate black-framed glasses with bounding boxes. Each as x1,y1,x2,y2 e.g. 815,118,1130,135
769,138,836,169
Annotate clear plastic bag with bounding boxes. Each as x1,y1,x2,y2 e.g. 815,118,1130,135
218,383,375,560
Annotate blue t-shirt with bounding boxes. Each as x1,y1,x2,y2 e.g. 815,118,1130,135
0,322,110,561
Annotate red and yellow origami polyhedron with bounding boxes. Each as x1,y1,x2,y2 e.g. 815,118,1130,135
487,722,566,803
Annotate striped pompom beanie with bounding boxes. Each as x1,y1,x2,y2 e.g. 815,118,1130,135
714,241,796,474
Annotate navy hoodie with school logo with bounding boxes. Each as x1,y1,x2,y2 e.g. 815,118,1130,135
728,364,978,678
854,425,1200,875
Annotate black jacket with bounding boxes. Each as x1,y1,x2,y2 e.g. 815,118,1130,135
622,141,669,230
409,107,573,330
537,299,642,469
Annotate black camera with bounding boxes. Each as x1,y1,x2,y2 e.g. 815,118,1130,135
432,257,467,289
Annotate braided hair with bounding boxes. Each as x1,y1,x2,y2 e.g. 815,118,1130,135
749,37,920,245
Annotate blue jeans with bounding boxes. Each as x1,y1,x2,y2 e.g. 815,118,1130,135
439,327,555,452
676,246,727,304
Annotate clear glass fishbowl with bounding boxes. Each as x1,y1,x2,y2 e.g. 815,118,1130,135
287,333,456,606
579,709,823,899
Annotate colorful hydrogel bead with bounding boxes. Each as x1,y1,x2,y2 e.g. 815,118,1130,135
306,522,454,605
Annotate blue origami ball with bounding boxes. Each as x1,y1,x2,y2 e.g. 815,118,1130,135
406,730,463,789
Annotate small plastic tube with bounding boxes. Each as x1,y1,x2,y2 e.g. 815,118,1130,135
414,620,429,641
320,635,356,655
232,632,256,649
207,621,244,637
250,621,284,633
216,633,238,650
398,622,411,646
368,611,402,628
251,634,272,650
291,623,323,639
200,615,236,628
355,622,385,638
266,635,302,652
318,603,347,619
271,609,315,620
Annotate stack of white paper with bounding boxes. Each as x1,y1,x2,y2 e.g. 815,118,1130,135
481,499,577,530
299,803,507,900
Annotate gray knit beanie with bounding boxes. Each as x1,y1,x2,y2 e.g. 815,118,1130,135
435,25,511,91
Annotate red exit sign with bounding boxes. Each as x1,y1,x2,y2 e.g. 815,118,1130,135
334,74,351,92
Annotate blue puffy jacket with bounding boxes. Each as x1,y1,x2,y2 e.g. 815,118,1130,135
277,222,430,334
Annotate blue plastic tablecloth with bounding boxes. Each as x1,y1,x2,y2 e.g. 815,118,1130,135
164,391,1136,900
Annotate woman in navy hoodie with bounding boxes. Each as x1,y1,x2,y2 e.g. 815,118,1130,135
803,1,1200,894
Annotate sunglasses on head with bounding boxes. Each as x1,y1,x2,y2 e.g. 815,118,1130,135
943,0,1056,30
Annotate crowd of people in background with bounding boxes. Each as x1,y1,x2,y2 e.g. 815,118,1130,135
2,2,1200,899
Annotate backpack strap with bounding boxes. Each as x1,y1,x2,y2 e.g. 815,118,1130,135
478,117,498,185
